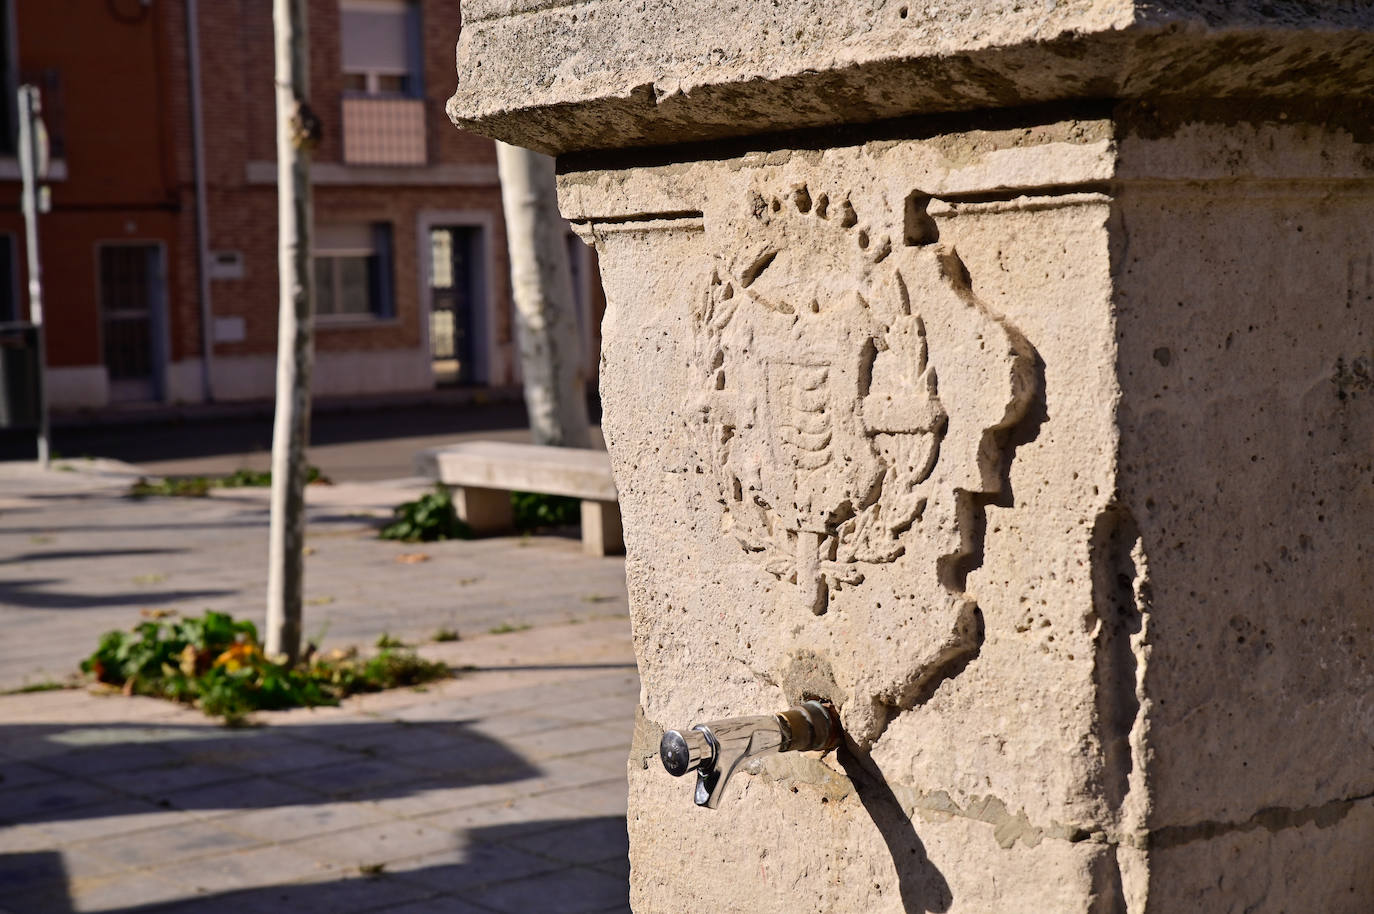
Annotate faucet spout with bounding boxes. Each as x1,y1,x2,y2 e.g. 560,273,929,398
660,701,841,808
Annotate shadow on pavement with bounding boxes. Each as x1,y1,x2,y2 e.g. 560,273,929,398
0,719,542,827
0,580,240,610
0,519,273,535
0,548,188,565
0,815,630,914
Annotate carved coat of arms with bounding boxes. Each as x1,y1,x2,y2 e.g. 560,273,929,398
690,185,1035,743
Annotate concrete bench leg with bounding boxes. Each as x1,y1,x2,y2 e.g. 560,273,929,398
580,499,624,557
454,486,514,535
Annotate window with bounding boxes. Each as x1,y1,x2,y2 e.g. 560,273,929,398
314,222,394,320
0,234,16,322
340,0,420,97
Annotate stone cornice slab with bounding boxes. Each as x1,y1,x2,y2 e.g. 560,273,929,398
448,0,1374,155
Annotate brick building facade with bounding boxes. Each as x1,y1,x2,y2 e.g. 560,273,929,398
0,0,599,411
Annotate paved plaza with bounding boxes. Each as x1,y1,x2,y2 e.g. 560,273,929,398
0,459,637,913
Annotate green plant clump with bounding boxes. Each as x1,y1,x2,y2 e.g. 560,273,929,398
130,467,327,498
511,491,579,531
380,488,580,542
81,611,450,723
379,486,472,542
130,476,213,498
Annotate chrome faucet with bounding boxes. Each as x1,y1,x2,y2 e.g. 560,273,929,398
659,700,841,808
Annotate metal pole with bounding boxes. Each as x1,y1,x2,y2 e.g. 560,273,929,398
17,84,48,468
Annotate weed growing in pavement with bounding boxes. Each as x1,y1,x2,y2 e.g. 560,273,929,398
380,489,582,543
81,610,450,725
487,622,532,636
129,467,329,498
431,627,461,643
1,679,78,695
375,632,405,649
379,486,472,543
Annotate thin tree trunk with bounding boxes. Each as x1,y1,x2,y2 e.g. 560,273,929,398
266,0,315,662
496,142,592,448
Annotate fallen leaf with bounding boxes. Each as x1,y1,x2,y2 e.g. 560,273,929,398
176,644,197,677
396,553,430,564
140,608,177,619
303,546,317,557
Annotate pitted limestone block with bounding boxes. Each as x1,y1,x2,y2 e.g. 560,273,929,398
595,134,1123,854
627,744,1113,914
1145,796,1374,913
1110,121,1374,830
451,1,1374,155
450,4,1374,907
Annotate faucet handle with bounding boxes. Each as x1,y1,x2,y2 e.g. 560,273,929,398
659,701,841,808
660,726,715,777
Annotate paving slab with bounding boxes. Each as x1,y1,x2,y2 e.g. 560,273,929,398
0,461,629,693
0,461,635,913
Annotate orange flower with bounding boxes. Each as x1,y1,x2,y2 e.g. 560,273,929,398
212,642,261,672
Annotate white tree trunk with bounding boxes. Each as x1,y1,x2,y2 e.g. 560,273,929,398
496,142,592,448
265,0,315,663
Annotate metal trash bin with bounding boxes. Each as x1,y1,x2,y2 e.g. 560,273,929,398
0,322,43,429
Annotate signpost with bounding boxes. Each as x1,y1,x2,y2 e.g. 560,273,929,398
17,84,50,468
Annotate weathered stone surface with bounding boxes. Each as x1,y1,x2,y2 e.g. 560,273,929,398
591,130,1124,908
580,119,1371,910
1112,121,1374,830
1146,795,1374,912
451,0,1374,155
451,3,1374,912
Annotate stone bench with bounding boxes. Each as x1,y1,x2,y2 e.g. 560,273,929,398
413,441,622,557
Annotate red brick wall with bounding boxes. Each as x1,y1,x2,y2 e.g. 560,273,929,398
424,0,496,167
3,0,545,396
206,182,510,361
6,0,189,369
199,0,510,364
201,1,496,182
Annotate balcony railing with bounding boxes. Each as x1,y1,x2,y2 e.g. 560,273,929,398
341,96,426,166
